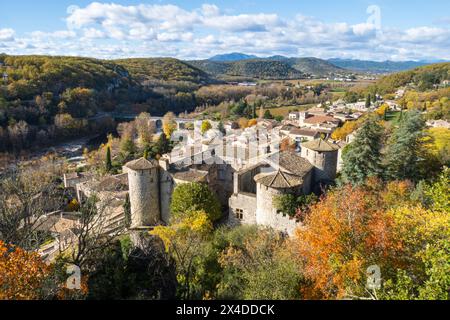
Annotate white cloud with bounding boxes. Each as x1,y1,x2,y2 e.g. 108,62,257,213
0,28,15,42
1,2,449,61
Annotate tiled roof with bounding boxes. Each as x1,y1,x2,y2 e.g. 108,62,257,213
301,139,340,152
265,151,313,178
125,157,158,170
303,115,340,124
289,128,320,137
255,170,304,188
173,169,208,182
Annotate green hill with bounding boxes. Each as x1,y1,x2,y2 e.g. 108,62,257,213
187,59,304,80
115,58,211,84
0,55,132,100
373,62,450,93
268,56,347,76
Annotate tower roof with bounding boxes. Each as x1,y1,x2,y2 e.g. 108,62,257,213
255,170,304,189
124,157,158,171
301,139,340,152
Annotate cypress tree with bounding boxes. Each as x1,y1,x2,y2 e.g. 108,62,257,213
105,146,112,172
340,116,384,186
365,94,371,109
384,110,428,181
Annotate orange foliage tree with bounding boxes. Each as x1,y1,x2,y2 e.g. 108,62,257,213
293,179,413,299
0,241,54,300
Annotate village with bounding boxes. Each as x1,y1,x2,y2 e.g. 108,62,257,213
36,93,415,261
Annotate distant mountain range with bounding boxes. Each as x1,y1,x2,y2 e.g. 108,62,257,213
327,58,429,73
209,52,258,62
204,52,447,75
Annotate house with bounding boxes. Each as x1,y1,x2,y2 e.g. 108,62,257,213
307,106,329,116
426,120,450,129
302,115,341,131
288,128,321,143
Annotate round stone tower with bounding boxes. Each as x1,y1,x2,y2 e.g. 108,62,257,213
254,170,304,227
301,139,339,184
124,157,160,228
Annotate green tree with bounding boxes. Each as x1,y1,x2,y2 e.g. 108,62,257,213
263,110,274,119
365,94,371,109
340,116,384,185
170,182,222,222
123,194,131,228
105,146,112,173
384,110,429,182
217,121,226,135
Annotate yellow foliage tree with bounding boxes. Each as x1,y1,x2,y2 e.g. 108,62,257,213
247,119,258,127
150,210,212,299
163,112,177,138
0,241,53,300
238,117,249,129
331,121,358,141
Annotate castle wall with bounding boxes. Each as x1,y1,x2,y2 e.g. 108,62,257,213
159,168,174,225
128,167,160,228
255,183,301,236
228,192,257,226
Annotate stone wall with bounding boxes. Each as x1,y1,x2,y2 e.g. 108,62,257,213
127,167,160,228
255,183,302,236
228,192,257,226
301,148,338,183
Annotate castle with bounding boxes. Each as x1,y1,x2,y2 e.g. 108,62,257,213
67,127,342,236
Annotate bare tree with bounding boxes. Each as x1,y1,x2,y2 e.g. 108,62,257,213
0,165,65,250
67,193,127,270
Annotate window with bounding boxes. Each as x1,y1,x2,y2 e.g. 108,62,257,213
218,169,226,181
235,209,244,220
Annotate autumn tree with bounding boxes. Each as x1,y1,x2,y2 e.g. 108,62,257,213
150,210,213,299
0,166,64,250
294,183,390,299
135,112,155,147
163,112,177,138
247,119,258,127
0,241,56,300
201,120,212,135
331,120,358,141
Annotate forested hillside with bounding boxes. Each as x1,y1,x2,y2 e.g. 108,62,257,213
115,58,211,84
372,62,450,93
269,56,347,76
328,58,428,73
0,55,208,152
188,59,304,80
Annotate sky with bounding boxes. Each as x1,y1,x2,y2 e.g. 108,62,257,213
1,0,450,61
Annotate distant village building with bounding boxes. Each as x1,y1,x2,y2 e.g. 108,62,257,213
426,119,450,129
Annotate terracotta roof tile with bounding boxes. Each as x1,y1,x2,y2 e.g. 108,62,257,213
301,139,340,152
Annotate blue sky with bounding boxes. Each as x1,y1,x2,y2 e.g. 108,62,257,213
1,0,450,60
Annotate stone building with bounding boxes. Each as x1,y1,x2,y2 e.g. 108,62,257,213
301,139,339,186
229,151,314,235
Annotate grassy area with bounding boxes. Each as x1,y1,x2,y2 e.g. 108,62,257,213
385,111,402,124
267,104,313,117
